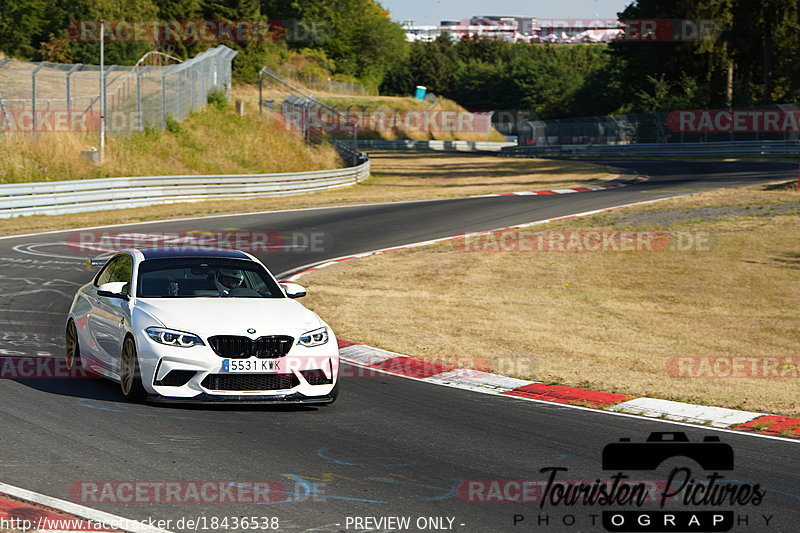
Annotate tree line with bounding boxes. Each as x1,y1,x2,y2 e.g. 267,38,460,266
0,0,407,85
0,0,795,117
383,0,800,118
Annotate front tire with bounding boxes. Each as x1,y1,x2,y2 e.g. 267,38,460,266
120,337,146,402
65,320,78,371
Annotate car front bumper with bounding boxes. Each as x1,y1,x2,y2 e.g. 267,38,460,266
136,330,339,401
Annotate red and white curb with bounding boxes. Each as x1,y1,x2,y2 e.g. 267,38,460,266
282,195,800,441
0,481,170,533
335,338,800,439
471,174,648,198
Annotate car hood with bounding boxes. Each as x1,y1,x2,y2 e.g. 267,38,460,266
135,297,323,338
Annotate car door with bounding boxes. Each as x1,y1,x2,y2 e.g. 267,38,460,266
89,255,133,373
85,256,118,368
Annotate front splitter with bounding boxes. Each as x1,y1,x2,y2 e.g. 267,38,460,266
145,391,336,406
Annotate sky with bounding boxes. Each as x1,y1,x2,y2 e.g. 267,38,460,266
379,0,634,25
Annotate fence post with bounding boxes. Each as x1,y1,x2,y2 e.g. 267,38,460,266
102,65,117,136
176,70,183,120
352,120,358,166
99,20,106,161
31,63,46,137
136,67,143,131
65,63,82,127
226,55,233,99
201,58,207,102
161,69,168,129
303,100,310,144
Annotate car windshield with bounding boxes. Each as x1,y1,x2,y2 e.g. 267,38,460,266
137,258,285,298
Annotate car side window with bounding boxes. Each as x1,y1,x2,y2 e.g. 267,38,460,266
109,255,133,293
94,257,120,287
94,255,133,292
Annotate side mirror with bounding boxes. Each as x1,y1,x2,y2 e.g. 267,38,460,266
280,282,307,299
97,281,130,300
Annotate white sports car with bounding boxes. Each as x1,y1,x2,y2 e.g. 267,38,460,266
65,248,339,404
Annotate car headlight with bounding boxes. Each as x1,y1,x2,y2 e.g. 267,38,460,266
298,327,328,347
146,327,204,347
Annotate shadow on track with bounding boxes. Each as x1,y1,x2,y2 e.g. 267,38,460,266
11,372,323,413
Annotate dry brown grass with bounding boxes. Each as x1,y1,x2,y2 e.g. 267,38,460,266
301,182,800,416
589,179,798,213
0,100,339,183
236,84,507,141
364,151,610,193
361,126,508,143
321,95,507,142
1,85,500,185
321,94,442,110
0,151,609,235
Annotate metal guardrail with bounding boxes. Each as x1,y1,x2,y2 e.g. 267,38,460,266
0,159,370,218
502,140,800,159
344,140,515,151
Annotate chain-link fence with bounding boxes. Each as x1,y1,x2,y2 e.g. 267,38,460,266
258,66,365,167
518,105,800,146
302,76,368,96
0,45,237,137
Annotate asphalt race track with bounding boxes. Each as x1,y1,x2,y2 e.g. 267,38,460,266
0,159,797,532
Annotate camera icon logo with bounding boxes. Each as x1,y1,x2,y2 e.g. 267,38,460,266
602,432,733,471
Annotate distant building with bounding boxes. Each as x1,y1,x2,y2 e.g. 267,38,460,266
401,16,529,42
400,15,621,43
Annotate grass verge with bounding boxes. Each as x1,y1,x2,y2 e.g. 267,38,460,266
0,151,610,236
300,180,800,416
241,83,507,141
321,94,508,142
0,89,339,184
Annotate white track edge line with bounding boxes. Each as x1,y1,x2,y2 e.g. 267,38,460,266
277,196,673,280
0,481,172,533
339,358,800,445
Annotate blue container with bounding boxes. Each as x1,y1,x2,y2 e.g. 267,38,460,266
414,85,427,100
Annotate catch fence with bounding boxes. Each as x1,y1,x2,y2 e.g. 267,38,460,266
0,45,237,136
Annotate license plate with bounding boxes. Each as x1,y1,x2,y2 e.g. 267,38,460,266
221,359,281,373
